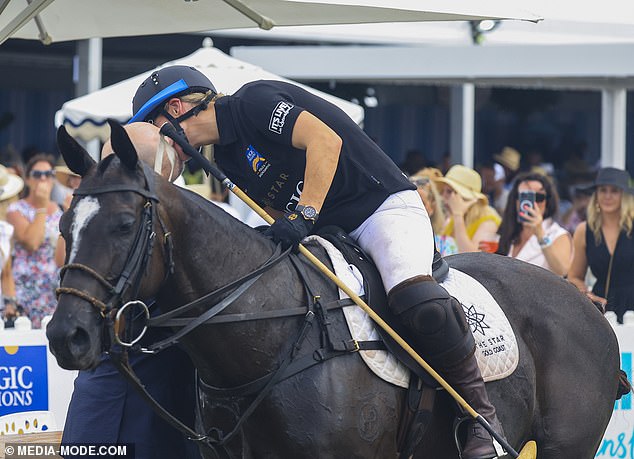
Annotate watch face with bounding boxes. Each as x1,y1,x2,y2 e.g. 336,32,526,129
302,206,318,219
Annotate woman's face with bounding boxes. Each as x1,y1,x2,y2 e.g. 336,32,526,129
517,180,547,217
596,185,623,213
27,161,55,192
440,185,456,204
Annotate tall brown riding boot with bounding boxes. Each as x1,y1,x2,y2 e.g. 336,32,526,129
387,276,505,458
440,352,504,459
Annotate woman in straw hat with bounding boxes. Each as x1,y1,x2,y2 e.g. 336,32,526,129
0,165,24,326
568,167,634,323
53,164,82,211
434,165,501,253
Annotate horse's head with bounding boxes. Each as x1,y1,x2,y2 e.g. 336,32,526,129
47,121,172,370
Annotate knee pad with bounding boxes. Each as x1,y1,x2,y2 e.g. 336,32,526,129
388,276,474,364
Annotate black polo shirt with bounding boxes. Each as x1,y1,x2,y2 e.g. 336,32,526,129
214,80,414,232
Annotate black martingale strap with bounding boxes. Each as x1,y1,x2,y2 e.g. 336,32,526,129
151,297,359,327
149,245,288,325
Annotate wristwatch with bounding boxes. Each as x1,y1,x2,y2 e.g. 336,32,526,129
295,204,319,222
538,236,552,248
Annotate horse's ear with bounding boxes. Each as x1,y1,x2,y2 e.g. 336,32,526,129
108,119,138,171
56,126,96,177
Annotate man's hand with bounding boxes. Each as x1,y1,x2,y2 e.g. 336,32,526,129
263,212,314,250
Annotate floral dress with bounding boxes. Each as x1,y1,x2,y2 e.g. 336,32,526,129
8,200,62,328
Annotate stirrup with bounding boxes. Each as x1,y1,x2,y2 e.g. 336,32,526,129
453,415,470,458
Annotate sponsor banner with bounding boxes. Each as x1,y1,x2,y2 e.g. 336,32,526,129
0,329,77,429
0,345,47,416
598,326,634,458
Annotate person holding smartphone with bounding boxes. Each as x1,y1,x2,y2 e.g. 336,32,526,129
496,172,572,276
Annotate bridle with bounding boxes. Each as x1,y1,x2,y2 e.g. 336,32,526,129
56,162,174,351
53,161,297,456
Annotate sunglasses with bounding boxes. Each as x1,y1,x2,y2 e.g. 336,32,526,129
29,170,55,179
534,192,548,203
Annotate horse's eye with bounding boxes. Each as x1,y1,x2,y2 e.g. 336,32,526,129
116,221,135,233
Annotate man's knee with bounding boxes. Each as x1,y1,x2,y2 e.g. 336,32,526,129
387,275,473,362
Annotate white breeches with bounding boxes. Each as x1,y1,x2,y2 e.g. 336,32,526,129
349,190,434,294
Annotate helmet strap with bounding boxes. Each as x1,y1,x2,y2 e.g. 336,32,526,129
174,91,215,124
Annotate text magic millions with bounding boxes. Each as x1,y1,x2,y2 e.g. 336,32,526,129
0,346,48,415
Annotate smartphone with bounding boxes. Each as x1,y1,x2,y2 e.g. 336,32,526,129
518,190,535,223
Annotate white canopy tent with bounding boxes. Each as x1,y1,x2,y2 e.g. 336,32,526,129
0,0,540,46
54,42,364,143
226,0,634,169
211,0,634,46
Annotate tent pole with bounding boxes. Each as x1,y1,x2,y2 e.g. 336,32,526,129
221,0,275,30
0,0,55,46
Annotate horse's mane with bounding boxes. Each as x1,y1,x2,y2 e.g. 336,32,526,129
88,154,263,243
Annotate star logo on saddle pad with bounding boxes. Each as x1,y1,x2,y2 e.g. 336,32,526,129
462,303,490,336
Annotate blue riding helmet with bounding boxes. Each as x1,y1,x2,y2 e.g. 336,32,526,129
130,65,217,123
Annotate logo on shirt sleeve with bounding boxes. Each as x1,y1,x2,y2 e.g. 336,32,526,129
269,101,294,135
245,145,271,178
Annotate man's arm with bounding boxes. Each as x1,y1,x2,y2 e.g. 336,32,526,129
291,111,342,213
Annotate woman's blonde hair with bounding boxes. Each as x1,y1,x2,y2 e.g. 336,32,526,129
587,190,634,243
411,171,445,233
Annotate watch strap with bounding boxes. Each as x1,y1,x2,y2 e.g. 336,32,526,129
295,204,319,222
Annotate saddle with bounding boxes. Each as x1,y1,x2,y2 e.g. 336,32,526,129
316,226,448,458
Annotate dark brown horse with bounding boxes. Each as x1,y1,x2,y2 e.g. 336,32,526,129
47,122,623,458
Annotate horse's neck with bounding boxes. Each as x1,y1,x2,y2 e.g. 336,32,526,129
166,193,276,296
156,188,316,386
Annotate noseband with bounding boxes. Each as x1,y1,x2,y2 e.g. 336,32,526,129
56,163,174,350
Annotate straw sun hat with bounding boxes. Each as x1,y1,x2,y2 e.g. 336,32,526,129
493,147,521,172
0,165,24,201
54,165,81,188
433,165,487,202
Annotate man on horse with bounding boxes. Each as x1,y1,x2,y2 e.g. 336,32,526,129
128,65,505,459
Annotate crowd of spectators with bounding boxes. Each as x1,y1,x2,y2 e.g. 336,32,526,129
406,146,634,322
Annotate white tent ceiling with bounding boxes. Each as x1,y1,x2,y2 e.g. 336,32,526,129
55,44,364,142
211,0,634,46
0,0,540,46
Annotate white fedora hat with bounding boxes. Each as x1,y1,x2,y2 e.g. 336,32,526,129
0,165,24,201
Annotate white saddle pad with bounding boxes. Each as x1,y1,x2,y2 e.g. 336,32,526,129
306,235,519,389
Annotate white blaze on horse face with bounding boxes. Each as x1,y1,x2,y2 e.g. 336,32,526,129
69,196,100,263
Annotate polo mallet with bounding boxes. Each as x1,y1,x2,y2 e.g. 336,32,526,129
160,123,537,459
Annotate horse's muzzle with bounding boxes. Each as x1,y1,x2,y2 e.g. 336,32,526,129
46,315,101,370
